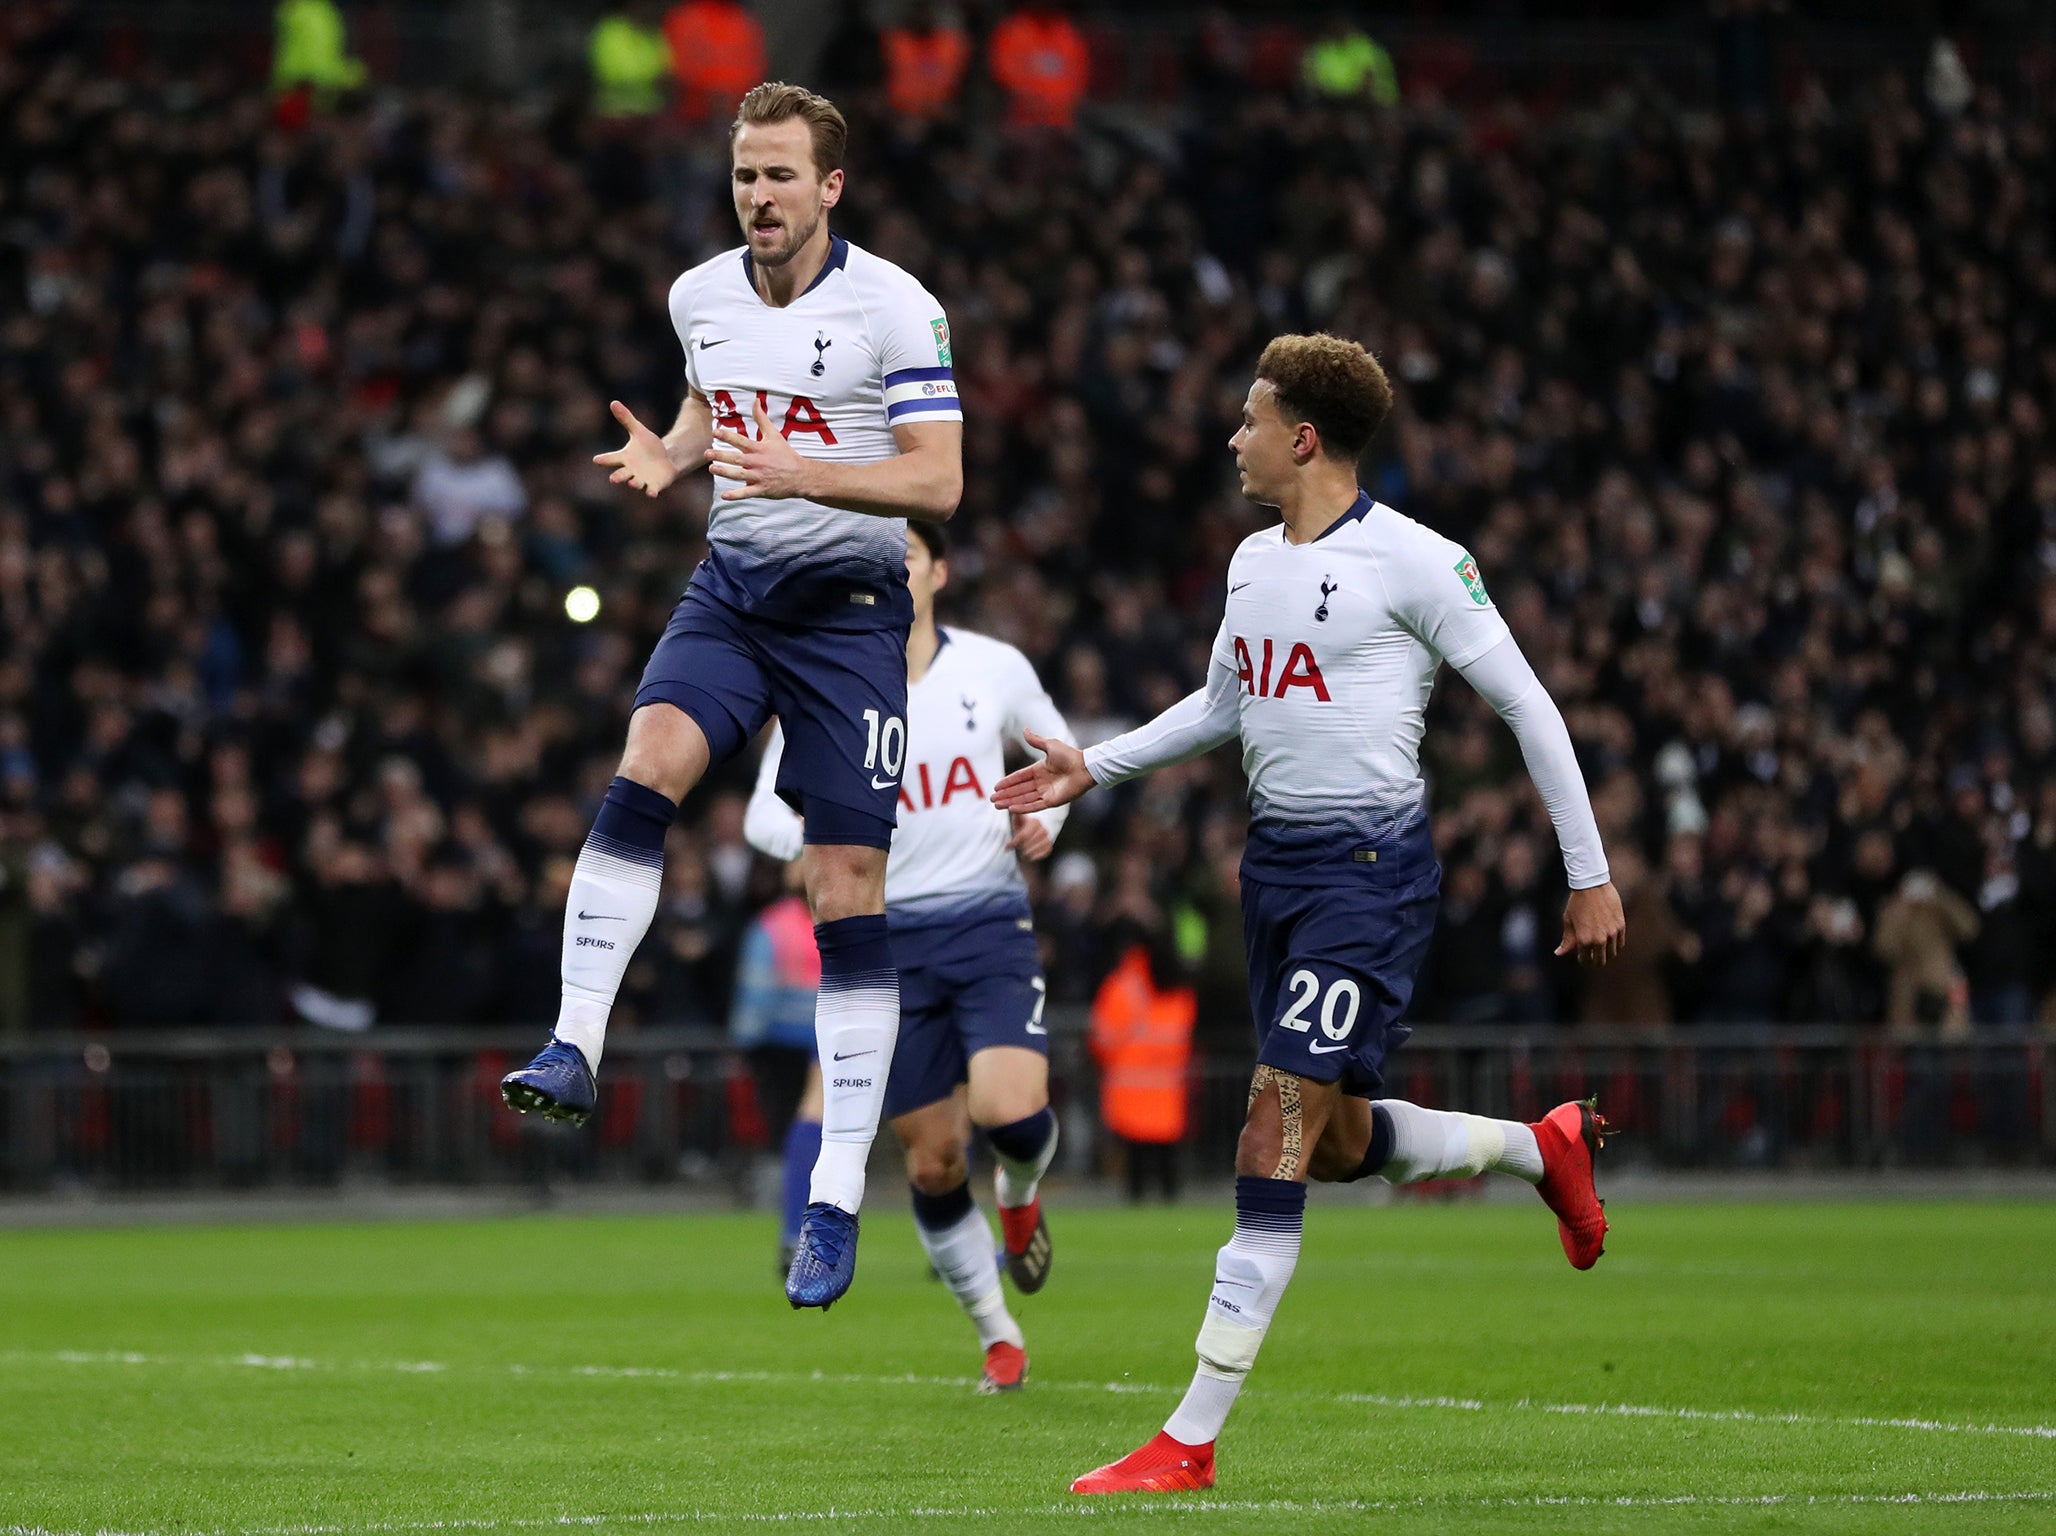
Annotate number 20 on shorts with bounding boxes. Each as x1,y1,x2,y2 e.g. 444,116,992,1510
1277,969,1362,1040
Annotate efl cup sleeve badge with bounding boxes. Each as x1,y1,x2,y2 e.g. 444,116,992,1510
1454,552,1489,606
931,316,952,367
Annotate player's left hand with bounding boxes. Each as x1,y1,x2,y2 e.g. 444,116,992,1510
1007,813,1054,862
707,396,814,501
1557,882,1626,967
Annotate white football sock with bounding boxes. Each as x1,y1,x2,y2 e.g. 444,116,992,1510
808,917,899,1214
1163,1177,1304,1445
1373,1099,1544,1184
992,1114,1059,1210
914,1198,1022,1351
555,833,666,1073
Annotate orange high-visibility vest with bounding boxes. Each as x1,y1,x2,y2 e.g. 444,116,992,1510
884,25,968,120
988,11,1089,129
664,0,766,123
1088,945,1195,1145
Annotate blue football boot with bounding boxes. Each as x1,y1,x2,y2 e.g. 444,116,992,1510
500,1038,597,1127
785,1201,860,1310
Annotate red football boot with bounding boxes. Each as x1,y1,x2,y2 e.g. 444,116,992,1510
979,1340,1028,1394
1070,1431,1216,1495
1530,1097,1609,1270
998,1197,1052,1293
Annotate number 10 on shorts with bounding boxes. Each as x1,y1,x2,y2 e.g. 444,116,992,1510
1278,968,1361,1040
861,708,906,776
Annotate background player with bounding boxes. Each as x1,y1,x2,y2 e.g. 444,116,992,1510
498,83,963,1310
994,334,1627,1492
746,520,1068,1393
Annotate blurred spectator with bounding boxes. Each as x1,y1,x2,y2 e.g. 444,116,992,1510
883,2,969,124
1578,845,1695,1026
989,0,1090,131
1874,872,1980,1035
1088,936,1195,1202
409,428,527,549
664,0,767,124
0,822,30,1034
271,0,366,96
729,870,821,1261
590,3,673,118
814,0,885,102
1302,12,1397,106
3,15,2054,1046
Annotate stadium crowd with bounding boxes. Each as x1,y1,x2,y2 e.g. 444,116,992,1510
1,2,2054,1046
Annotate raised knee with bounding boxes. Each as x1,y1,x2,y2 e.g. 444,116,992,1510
618,706,707,803
805,846,886,922
905,1142,968,1195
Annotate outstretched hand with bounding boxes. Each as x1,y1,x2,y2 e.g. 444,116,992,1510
593,400,678,498
707,396,813,501
991,731,1095,813
1557,882,1627,966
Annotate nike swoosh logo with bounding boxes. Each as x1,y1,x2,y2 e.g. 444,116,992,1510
1025,1023,1048,1036
1230,582,1251,593
871,775,897,790
697,337,728,349
1307,1040,1351,1054
831,1050,876,1062
1213,1278,1257,1290
578,911,625,921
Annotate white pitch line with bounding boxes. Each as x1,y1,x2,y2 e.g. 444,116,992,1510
8,1490,2056,1536
8,1347,2056,1443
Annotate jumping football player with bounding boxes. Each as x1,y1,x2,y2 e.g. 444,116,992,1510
499,83,963,1311
745,520,1067,1393
993,334,1627,1492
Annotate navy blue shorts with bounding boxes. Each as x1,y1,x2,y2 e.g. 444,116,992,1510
883,907,1047,1121
635,586,907,842
1242,844,1441,1098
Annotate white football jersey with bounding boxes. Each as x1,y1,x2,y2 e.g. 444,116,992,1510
668,234,960,626
746,628,1071,920
1087,493,1511,886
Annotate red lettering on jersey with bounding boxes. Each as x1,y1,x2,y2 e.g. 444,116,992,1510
1259,638,1274,698
1234,637,1254,695
1273,642,1331,701
939,756,983,804
711,390,747,436
898,784,917,813
783,394,837,444
914,761,935,809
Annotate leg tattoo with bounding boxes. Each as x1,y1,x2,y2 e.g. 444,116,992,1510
1272,1073,1304,1181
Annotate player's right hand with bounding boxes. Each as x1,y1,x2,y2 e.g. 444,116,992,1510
594,400,678,497
991,731,1095,812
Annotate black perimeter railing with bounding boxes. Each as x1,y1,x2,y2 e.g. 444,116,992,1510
1,1018,2050,1194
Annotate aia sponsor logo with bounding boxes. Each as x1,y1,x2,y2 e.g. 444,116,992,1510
709,389,838,444
898,755,983,812
1233,637,1331,701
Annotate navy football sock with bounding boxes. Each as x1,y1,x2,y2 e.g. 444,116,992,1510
781,1117,822,1245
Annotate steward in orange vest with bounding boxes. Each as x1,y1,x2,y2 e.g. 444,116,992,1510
663,0,767,123
1088,943,1196,1146
884,6,969,122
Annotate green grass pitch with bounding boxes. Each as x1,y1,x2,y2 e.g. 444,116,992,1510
2,1198,2053,1534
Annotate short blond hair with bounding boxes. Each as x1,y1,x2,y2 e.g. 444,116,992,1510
1255,333,1394,461
732,82,848,175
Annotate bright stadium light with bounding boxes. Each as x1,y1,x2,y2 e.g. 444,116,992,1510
564,585,601,623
